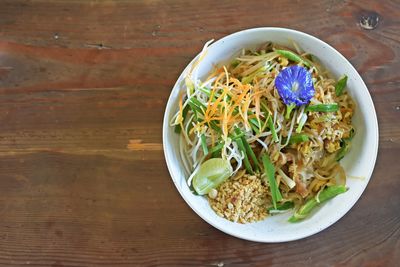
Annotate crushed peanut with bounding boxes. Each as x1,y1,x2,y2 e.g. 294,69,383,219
208,173,270,224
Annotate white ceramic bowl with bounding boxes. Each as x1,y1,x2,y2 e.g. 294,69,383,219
163,28,379,242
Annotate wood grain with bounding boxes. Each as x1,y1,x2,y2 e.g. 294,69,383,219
0,0,399,266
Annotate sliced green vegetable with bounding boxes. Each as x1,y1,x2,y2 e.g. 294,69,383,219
190,97,206,110
207,142,224,158
188,98,203,114
335,75,348,96
248,118,260,134
275,49,311,67
336,140,350,161
336,128,355,161
188,101,199,120
348,128,355,139
231,109,263,134
185,77,195,95
232,107,264,133
186,115,194,134
262,154,282,209
235,128,259,172
229,132,244,140
260,99,279,143
289,134,309,144
267,201,294,212
268,116,279,142
208,142,224,155
208,121,222,133
235,135,254,175
198,87,217,102
288,185,347,222
211,150,221,158
244,142,259,172
174,104,190,133
187,97,222,133
231,59,240,68
200,133,208,155
198,86,210,96
309,54,320,63
198,86,221,102
306,103,339,113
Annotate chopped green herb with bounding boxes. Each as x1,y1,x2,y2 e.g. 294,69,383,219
275,49,311,67
289,185,347,222
174,104,190,133
335,75,348,96
336,128,355,161
268,201,294,212
306,103,339,112
200,133,208,155
235,134,253,175
235,128,260,172
262,154,282,209
289,134,309,144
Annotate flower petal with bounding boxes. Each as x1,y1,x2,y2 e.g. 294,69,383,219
275,65,315,106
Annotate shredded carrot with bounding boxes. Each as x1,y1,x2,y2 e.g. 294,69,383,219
205,67,224,83
204,72,225,119
189,66,270,143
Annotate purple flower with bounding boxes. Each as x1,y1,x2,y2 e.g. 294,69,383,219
275,65,315,106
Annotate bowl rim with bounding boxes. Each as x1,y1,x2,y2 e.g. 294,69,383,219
162,27,379,242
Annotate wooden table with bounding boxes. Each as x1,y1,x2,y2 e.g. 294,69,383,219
0,0,399,266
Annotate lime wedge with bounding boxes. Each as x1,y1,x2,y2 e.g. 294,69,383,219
192,158,233,195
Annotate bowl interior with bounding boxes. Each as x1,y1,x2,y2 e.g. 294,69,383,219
163,28,378,242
